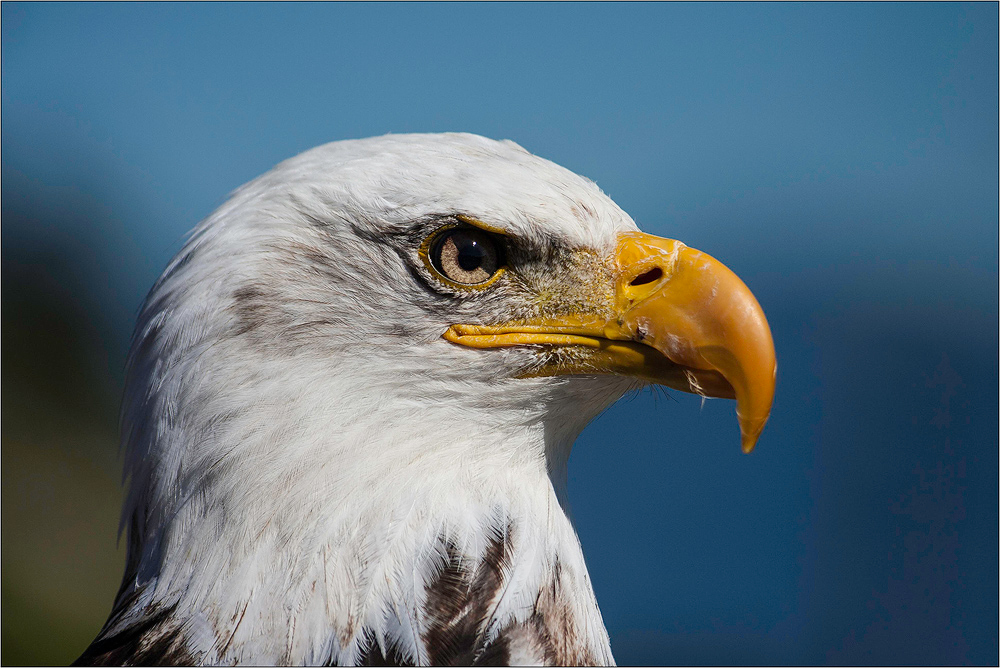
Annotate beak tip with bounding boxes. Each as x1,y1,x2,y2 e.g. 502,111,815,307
738,413,769,454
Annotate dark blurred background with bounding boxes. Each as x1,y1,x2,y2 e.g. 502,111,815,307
2,3,997,665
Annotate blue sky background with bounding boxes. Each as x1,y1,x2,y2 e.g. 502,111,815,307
3,3,997,664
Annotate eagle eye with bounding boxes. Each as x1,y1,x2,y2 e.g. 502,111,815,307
428,227,504,286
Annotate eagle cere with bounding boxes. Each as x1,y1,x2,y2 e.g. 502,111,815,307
77,133,776,666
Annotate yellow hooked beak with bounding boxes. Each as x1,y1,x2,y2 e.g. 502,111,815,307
444,231,777,453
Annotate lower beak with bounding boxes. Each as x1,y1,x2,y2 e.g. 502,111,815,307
444,231,777,453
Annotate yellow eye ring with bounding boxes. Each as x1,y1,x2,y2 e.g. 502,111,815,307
419,219,508,291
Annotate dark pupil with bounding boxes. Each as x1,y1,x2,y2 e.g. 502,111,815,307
455,234,485,271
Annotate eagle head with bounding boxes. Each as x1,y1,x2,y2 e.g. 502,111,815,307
79,133,775,666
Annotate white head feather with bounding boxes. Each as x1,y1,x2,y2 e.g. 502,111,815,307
88,133,657,666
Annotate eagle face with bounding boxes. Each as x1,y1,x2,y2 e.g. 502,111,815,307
80,133,775,666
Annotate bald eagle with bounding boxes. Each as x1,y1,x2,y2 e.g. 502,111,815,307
76,133,775,666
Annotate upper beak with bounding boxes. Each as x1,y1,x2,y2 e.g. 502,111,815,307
444,231,777,453
612,232,776,452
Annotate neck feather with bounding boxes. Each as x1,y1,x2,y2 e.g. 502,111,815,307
101,379,623,665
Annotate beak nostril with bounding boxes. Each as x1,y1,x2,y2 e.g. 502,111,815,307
630,267,663,287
